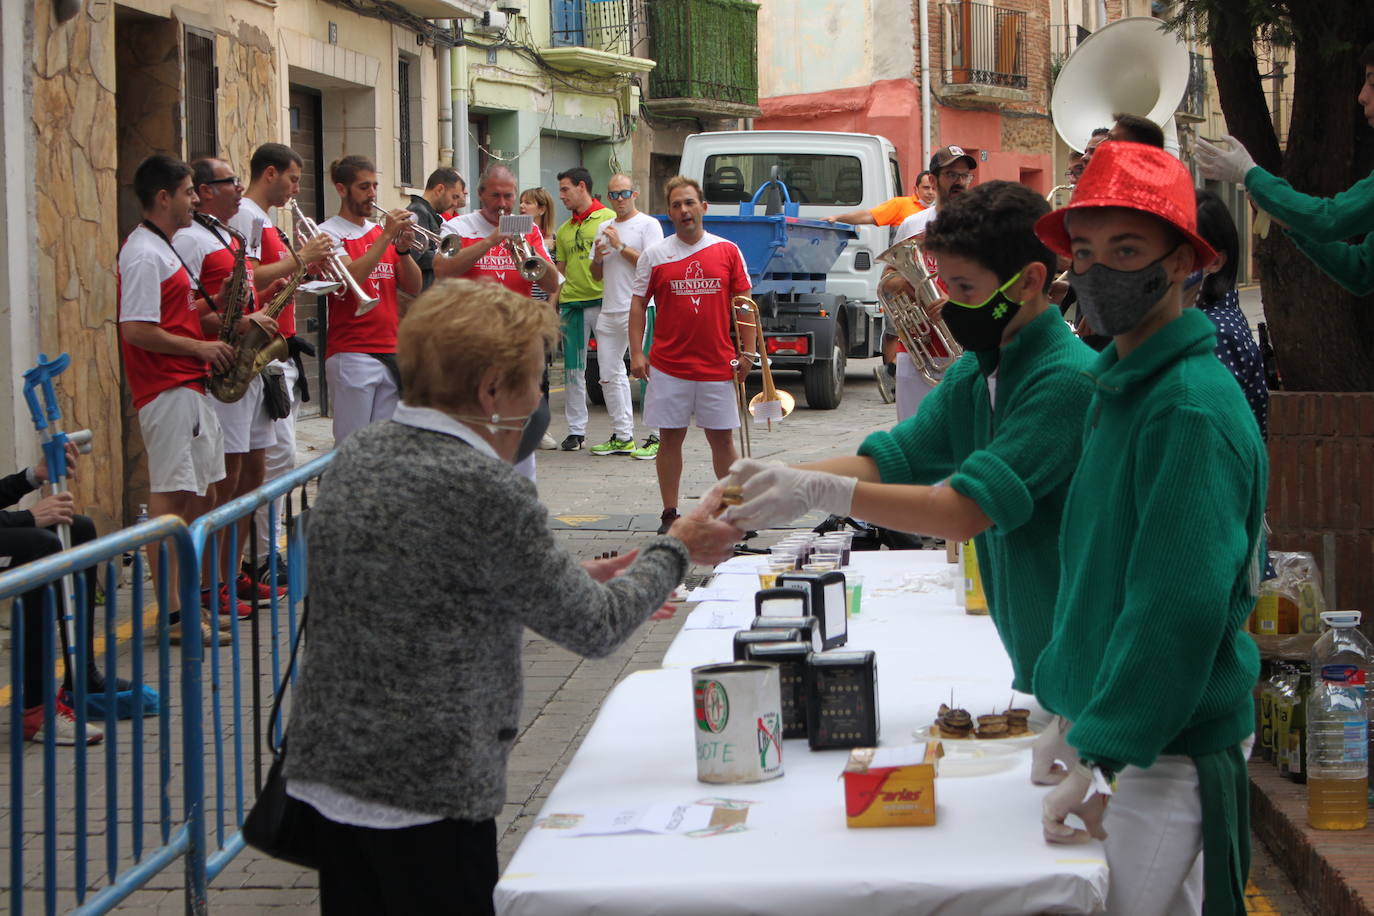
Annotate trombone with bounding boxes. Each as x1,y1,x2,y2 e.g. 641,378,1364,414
727,296,796,458
287,198,380,317
371,203,462,258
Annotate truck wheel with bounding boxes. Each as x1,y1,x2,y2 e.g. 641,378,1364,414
802,322,846,410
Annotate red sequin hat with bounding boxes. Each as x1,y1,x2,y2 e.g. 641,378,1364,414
1035,141,1216,267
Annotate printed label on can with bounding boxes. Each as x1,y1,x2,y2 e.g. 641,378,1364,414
1321,664,1367,686
757,711,782,769
695,679,730,734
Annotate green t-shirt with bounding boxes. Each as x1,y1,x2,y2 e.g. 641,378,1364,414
554,206,616,302
857,308,1097,693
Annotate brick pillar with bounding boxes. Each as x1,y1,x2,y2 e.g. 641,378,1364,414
1266,391,1374,640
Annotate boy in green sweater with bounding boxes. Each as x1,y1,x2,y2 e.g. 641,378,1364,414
1033,141,1267,916
1197,41,1374,294
722,180,1097,712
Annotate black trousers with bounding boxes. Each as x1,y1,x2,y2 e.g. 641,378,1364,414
0,515,100,707
316,813,498,915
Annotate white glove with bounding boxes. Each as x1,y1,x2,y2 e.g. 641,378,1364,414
1030,716,1079,786
721,459,857,531
1195,134,1257,185
1042,762,1112,845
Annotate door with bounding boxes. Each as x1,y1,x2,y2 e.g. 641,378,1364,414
289,85,327,416
540,134,584,226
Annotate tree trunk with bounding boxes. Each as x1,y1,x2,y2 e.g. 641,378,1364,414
1209,2,1374,391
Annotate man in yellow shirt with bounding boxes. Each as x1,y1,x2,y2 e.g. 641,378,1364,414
825,170,934,227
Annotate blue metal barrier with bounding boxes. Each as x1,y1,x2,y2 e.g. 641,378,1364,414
2,516,205,915
2,450,334,914
186,452,334,884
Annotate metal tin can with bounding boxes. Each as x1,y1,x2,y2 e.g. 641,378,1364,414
692,662,785,784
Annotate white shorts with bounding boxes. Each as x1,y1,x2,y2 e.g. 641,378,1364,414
210,374,277,454
642,368,739,430
138,386,226,496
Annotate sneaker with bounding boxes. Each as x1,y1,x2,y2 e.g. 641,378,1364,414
560,434,585,451
237,571,287,601
631,435,660,460
873,365,895,404
23,700,104,745
657,508,680,535
538,432,559,450
252,551,288,584
169,612,214,646
669,583,691,602
202,584,253,628
590,436,636,456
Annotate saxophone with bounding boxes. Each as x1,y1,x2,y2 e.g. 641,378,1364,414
208,245,309,403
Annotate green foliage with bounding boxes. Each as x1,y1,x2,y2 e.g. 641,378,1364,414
648,0,760,104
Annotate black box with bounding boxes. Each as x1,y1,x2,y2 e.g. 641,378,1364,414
777,570,847,650
750,641,813,739
733,627,801,661
755,586,810,619
806,650,879,750
751,614,821,654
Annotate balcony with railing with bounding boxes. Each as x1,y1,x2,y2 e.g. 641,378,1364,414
940,1,1030,103
644,0,761,119
543,0,655,75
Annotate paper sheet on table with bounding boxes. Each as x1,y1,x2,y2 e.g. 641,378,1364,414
682,600,755,631
544,803,716,837
688,576,758,601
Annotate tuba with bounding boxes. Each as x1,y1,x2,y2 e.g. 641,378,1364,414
875,238,963,387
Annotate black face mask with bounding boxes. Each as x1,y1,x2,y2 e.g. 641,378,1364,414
941,270,1025,351
455,397,550,465
1068,249,1178,337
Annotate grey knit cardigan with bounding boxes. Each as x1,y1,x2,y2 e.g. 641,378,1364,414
286,421,688,822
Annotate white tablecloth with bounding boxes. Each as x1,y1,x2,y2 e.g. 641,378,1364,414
496,551,1109,915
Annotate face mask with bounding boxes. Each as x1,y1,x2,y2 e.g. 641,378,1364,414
941,270,1024,351
1067,249,1177,337
455,396,550,465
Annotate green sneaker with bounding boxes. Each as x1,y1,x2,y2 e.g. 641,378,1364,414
631,435,660,460
590,436,636,456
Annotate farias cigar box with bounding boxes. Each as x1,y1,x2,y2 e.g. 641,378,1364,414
843,743,941,828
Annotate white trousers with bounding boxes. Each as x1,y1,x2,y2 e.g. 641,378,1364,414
592,309,635,440
1103,754,1204,916
254,358,298,565
895,351,935,422
326,352,399,445
563,304,600,436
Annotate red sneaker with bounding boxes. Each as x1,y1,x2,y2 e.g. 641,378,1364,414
23,700,104,745
237,571,287,601
202,584,252,628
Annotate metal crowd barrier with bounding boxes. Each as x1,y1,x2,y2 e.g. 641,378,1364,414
1,452,334,914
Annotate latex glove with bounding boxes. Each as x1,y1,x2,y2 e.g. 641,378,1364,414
1042,763,1112,845
721,460,857,531
1030,716,1079,786
1195,134,1257,185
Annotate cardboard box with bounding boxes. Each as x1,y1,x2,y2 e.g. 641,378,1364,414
843,743,941,828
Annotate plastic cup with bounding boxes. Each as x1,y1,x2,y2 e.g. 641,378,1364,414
844,571,864,617
759,556,796,590
803,560,837,573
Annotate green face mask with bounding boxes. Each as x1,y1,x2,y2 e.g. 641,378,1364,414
941,269,1024,351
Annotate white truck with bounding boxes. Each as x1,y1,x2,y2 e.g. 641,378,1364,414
678,130,903,407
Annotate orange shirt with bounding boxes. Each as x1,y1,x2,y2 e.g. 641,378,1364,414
869,195,926,227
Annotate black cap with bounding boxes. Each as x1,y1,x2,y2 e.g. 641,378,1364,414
930,145,978,173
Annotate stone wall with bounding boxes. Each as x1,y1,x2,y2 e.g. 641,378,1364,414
31,0,123,537
218,21,279,178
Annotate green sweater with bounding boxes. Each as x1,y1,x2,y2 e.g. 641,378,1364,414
1246,167,1374,295
858,308,1097,692
1034,309,1267,771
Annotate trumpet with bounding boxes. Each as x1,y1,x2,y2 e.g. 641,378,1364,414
287,198,380,317
371,203,461,258
875,237,963,387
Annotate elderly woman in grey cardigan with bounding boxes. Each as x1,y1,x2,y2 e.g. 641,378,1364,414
286,279,741,915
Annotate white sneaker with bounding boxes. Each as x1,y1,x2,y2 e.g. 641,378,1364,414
539,432,558,450
166,611,213,646
24,700,103,746
670,584,691,603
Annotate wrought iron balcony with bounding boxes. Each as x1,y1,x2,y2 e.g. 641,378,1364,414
644,0,761,119
545,0,655,74
942,1,1029,93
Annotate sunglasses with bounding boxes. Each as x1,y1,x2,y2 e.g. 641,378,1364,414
607,189,634,200
204,176,241,187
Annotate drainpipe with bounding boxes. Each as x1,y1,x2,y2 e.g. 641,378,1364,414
437,20,454,168
919,0,933,166
453,38,470,205
1096,0,1106,29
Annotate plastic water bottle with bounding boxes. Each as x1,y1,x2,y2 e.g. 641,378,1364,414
1306,611,1370,829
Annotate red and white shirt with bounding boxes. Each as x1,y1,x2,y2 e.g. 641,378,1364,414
231,198,298,338
118,225,208,409
316,216,401,357
632,232,751,382
172,216,256,303
439,211,553,298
